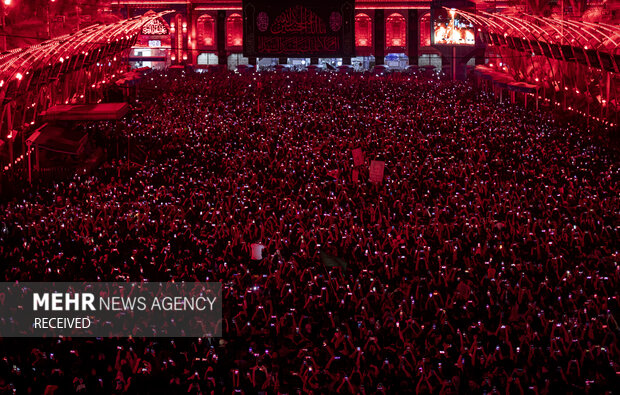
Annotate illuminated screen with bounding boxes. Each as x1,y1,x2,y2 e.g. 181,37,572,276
432,9,475,46
148,40,161,48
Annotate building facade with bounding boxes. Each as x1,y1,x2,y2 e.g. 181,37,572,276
117,0,456,70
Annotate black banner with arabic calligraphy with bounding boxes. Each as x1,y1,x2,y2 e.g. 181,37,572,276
243,0,354,58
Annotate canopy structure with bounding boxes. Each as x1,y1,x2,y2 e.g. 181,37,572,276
474,65,537,92
115,69,148,86
0,11,173,141
42,103,129,121
456,8,619,123
456,9,619,72
27,124,87,156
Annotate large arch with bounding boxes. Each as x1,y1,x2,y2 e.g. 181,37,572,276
355,13,373,48
419,12,431,47
196,14,216,49
226,13,243,49
386,13,406,50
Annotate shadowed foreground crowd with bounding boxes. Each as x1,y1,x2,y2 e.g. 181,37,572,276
0,71,618,394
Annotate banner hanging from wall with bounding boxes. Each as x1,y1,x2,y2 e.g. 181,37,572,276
243,0,355,57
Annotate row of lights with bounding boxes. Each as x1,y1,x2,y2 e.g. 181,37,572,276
489,64,610,106
543,98,615,127
1,150,29,173
484,63,615,127
169,22,188,34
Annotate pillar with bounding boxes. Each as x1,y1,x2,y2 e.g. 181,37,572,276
408,10,419,65
188,4,195,64
278,57,287,64
374,10,385,65
342,57,351,65
311,57,319,65
217,10,227,68
181,17,189,64
475,48,485,65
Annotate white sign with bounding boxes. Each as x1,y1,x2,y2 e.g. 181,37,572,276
251,243,265,260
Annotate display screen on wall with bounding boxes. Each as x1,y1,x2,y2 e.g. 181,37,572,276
432,8,475,46
242,0,355,57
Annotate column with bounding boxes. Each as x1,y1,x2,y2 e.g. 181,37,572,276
188,4,195,64
475,48,485,65
217,10,227,68
407,10,419,65
374,10,384,65
181,16,189,64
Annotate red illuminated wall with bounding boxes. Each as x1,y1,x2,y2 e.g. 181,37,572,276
355,13,372,47
226,13,243,48
197,14,215,48
386,13,406,49
419,13,430,47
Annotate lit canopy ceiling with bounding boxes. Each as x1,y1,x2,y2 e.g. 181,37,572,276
0,11,172,104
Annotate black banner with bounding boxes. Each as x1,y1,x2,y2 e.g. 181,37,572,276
243,0,354,57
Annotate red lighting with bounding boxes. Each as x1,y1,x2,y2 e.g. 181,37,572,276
198,14,215,47
386,13,406,48
355,13,372,48
226,13,243,48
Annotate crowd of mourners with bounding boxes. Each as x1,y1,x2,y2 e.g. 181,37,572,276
0,70,618,394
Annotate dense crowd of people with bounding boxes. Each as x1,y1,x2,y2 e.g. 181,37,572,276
0,70,618,394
